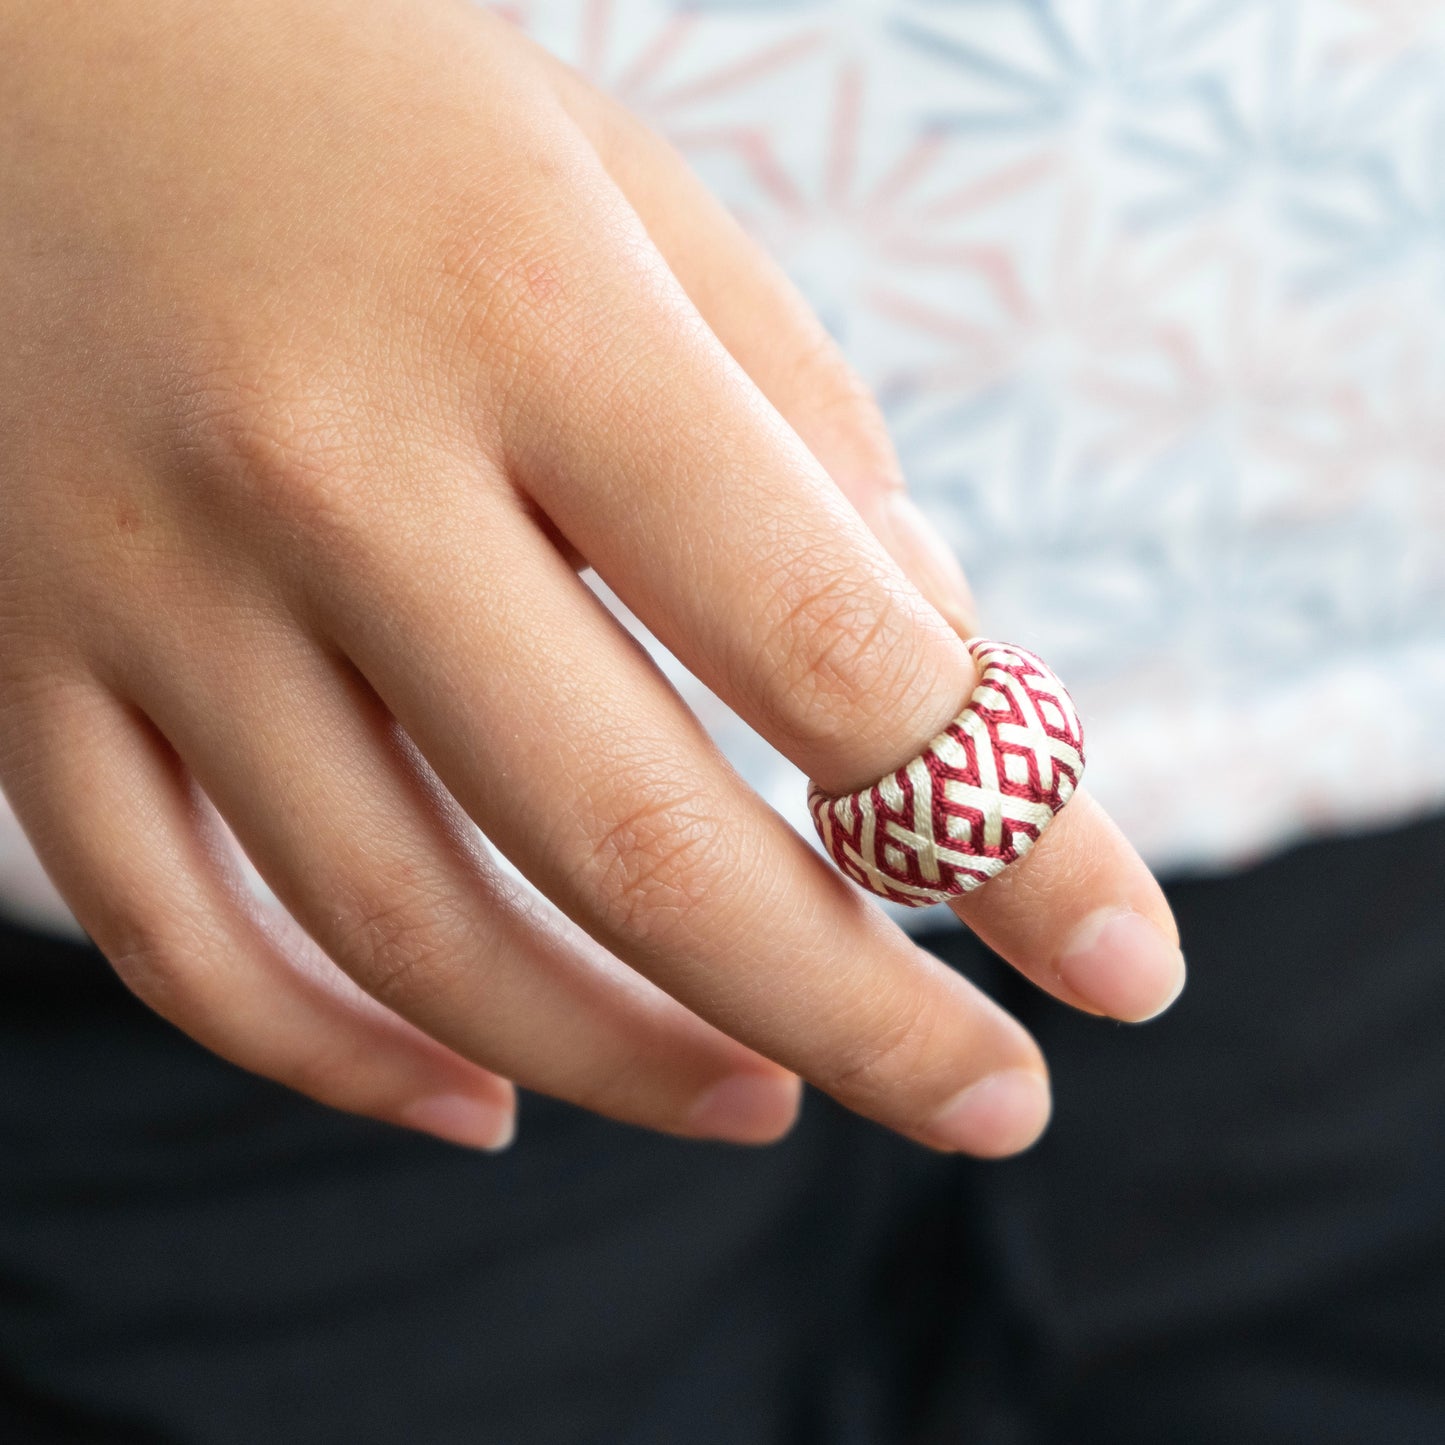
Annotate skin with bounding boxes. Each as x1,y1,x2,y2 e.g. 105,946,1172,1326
0,0,1186,1159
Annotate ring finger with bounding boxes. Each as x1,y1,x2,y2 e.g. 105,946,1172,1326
115,605,804,1145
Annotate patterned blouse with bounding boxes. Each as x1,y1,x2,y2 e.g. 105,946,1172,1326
4,0,1444,936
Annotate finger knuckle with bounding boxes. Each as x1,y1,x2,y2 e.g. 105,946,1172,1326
172,359,378,551
427,196,597,399
756,555,924,748
331,881,471,1013
104,912,196,1019
576,783,728,948
818,982,942,1110
428,182,683,442
432,240,555,409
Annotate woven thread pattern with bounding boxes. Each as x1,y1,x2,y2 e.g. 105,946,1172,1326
808,639,1085,907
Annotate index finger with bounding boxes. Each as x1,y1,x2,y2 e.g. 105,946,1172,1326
490,153,1186,1025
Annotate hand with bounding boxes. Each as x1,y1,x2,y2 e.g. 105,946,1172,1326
0,0,1184,1158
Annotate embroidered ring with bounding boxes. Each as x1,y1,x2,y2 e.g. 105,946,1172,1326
807,638,1085,907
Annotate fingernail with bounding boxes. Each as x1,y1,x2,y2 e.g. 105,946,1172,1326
883,494,980,638
399,1092,517,1151
1056,908,1187,1023
687,1073,802,1144
922,1068,1052,1157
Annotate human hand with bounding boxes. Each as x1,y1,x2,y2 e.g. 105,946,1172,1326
0,0,1183,1157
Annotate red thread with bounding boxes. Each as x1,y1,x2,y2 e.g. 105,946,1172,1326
807,639,1085,906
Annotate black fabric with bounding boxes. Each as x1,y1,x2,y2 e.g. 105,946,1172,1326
1,808,1443,1444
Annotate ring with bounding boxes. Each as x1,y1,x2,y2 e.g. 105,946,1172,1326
807,638,1085,907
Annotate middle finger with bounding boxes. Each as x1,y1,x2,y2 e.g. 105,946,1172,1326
313,473,1053,1158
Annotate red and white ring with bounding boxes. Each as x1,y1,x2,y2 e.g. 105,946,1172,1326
807,638,1085,907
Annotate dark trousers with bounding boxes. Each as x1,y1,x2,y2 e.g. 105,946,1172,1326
3,810,1444,1444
